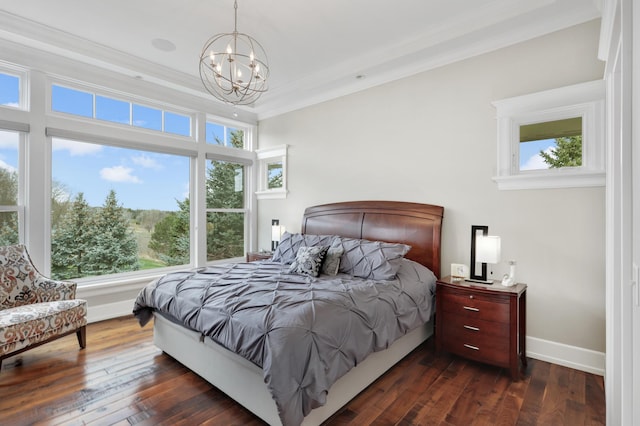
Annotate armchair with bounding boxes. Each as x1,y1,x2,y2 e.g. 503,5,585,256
0,244,87,370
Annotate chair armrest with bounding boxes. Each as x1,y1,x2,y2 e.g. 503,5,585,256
33,274,78,301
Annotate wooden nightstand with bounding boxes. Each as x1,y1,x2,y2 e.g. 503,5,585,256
246,251,273,262
435,275,527,380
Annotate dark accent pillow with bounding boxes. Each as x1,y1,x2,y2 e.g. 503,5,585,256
321,241,344,276
288,246,329,277
336,237,411,280
272,232,339,264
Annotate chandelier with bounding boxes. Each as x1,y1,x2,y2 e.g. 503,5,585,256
199,0,269,106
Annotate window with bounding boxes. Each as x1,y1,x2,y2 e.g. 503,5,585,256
519,117,583,171
206,121,245,149
206,157,246,261
50,138,190,280
256,145,288,199
51,84,193,137
492,80,605,190
0,72,21,109
0,130,21,245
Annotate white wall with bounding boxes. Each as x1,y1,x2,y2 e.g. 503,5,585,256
257,20,606,372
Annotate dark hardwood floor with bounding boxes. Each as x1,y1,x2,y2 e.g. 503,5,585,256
0,316,605,425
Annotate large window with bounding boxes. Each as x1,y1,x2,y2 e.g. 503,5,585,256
0,63,256,285
50,138,190,280
206,130,246,261
0,130,21,245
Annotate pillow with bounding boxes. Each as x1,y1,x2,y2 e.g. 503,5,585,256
321,241,344,276
272,232,339,264
336,237,411,280
288,246,329,277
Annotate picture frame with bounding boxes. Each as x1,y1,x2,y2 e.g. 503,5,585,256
469,225,488,281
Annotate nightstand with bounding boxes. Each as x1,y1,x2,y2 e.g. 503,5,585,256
435,275,527,380
246,251,273,262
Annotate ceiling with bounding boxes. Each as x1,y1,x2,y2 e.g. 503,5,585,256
0,0,601,119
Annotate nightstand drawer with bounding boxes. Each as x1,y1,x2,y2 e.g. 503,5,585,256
441,332,510,365
443,314,510,339
440,289,510,323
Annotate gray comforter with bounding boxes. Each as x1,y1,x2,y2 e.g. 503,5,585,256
133,258,436,426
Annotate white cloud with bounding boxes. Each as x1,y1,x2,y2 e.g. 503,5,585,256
0,159,17,173
2,102,19,108
521,147,553,171
100,166,142,183
132,154,162,170
0,130,18,149
52,139,102,156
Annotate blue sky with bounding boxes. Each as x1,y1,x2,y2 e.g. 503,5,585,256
519,139,556,170
51,139,189,211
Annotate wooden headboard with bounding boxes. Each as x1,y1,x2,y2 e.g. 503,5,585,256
301,201,444,278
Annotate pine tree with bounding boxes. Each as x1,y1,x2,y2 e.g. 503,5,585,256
84,189,139,275
51,193,94,279
148,198,190,266
539,135,582,168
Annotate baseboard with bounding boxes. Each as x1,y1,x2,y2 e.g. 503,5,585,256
526,336,605,376
87,299,136,323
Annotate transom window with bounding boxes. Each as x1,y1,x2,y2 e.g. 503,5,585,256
51,84,192,137
0,72,21,109
206,121,244,149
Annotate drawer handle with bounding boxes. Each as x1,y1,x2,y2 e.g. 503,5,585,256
463,306,479,312
464,344,480,351
464,325,480,331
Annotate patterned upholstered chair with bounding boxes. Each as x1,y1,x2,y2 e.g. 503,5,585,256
0,244,87,370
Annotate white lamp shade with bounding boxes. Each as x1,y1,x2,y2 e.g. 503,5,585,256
476,235,501,264
271,225,282,242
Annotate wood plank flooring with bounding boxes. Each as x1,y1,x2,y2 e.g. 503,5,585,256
0,316,606,425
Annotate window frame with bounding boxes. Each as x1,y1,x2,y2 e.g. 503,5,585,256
492,80,605,190
40,77,256,285
49,79,196,140
255,145,288,199
0,63,28,111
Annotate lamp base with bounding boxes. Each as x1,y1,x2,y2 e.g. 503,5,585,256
464,278,494,285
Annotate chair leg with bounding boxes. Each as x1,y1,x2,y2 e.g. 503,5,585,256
76,325,87,349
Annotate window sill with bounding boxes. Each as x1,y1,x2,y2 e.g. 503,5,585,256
256,189,288,199
492,170,605,190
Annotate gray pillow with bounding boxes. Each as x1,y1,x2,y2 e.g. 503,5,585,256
288,246,329,277
336,237,411,280
272,232,338,264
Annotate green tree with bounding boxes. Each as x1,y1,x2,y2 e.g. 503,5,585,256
0,168,18,245
149,198,190,266
51,193,94,279
539,136,582,168
84,190,139,275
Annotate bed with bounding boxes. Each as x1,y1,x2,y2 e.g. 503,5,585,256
133,200,444,426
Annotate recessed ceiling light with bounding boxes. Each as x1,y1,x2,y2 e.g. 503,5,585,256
152,38,176,52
